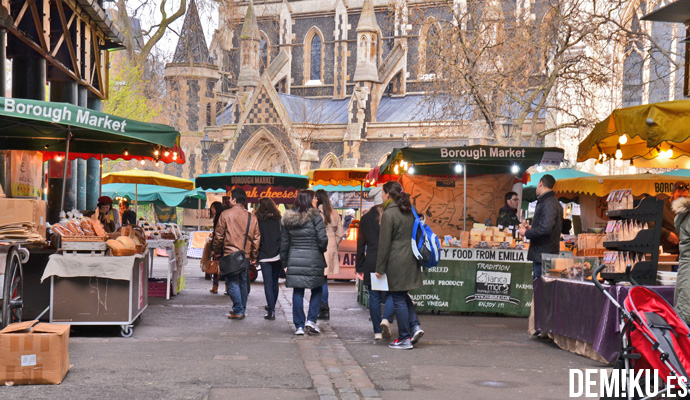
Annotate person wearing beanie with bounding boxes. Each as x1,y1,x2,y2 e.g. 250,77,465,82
97,196,120,233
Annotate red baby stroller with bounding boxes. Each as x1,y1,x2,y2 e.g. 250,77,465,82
594,264,690,399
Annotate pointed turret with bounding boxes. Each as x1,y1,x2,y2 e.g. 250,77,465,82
354,0,380,82
172,0,211,64
237,1,261,88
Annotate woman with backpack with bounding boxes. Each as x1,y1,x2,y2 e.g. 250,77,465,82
281,190,329,335
375,181,423,349
316,189,344,320
255,197,282,320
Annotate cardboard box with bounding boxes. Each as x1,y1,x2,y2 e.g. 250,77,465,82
0,320,70,385
0,198,47,238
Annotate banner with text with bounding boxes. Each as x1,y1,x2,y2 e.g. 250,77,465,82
10,150,42,197
226,185,300,204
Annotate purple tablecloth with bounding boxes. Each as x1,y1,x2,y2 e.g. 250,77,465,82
534,277,675,363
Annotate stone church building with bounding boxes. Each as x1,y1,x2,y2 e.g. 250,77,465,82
164,0,688,178
165,0,501,178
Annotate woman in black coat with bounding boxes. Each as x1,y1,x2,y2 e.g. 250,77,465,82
255,197,282,320
281,190,329,335
355,189,395,340
208,201,226,294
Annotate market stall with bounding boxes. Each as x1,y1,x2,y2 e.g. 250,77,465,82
362,145,564,315
0,97,183,328
195,171,310,281
308,168,372,281
101,170,194,299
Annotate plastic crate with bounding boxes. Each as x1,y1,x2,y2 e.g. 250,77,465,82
148,278,171,298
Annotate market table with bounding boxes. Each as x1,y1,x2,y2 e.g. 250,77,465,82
533,276,675,363
40,251,150,337
147,239,188,299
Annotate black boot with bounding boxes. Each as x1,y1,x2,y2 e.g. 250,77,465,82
317,305,330,320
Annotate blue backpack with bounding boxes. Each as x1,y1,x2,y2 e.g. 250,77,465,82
411,208,441,269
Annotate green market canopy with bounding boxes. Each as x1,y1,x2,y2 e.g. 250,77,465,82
0,97,183,164
379,146,565,176
195,171,309,204
102,184,223,209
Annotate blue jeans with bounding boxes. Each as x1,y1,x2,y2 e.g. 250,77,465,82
533,262,542,280
261,261,281,313
391,291,412,340
321,279,329,307
293,286,323,329
227,271,248,315
368,289,395,334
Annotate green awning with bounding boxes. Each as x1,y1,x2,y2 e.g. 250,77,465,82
0,97,179,158
380,146,565,176
102,184,223,209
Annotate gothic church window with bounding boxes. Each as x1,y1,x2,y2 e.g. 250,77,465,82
260,32,270,74
305,27,324,84
425,24,439,75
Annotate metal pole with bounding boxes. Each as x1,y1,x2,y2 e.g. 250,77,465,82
59,131,72,213
197,198,201,231
99,155,103,197
463,160,467,232
135,183,138,213
359,182,363,219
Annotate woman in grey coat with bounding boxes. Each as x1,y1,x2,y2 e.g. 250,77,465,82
375,181,423,349
281,190,329,335
672,196,690,323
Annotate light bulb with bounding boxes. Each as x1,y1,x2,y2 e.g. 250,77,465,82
454,163,463,174
619,135,628,145
615,159,622,167
615,149,622,159
408,165,415,174
155,161,160,167
394,165,399,174
154,150,159,156
55,155,63,162
511,164,520,174
172,154,178,161
173,151,178,157
124,149,129,156
666,148,674,158
629,165,636,174
140,160,145,165
164,151,170,157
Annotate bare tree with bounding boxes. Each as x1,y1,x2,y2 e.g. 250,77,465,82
409,0,684,146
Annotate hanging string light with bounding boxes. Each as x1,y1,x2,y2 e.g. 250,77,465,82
619,135,628,145
615,144,622,160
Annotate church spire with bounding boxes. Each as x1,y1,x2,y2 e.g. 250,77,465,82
354,0,380,82
237,0,261,88
172,0,211,64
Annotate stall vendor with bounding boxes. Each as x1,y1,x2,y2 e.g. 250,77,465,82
662,182,688,255
497,191,520,229
120,200,137,226
97,196,120,233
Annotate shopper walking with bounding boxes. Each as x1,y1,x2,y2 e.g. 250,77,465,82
672,194,690,323
316,189,343,320
255,197,282,320
356,187,395,340
375,181,423,349
208,201,225,294
212,188,260,320
281,190,329,335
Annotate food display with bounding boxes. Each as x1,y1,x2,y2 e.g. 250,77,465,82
49,210,106,242
607,189,634,211
542,255,599,281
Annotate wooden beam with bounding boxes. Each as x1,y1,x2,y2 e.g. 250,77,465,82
55,0,80,79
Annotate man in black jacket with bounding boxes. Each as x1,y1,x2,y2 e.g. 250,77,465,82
497,191,520,229
519,174,562,280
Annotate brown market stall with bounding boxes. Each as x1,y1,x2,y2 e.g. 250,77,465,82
0,97,182,331
359,145,564,316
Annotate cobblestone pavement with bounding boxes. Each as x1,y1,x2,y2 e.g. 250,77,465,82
2,258,601,399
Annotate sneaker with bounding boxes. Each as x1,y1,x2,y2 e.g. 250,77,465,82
380,319,391,339
295,327,305,335
411,327,425,344
389,338,413,350
374,333,383,340
305,320,321,335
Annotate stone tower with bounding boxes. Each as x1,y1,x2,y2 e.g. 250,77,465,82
354,0,380,83
164,0,219,177
237,0,261,91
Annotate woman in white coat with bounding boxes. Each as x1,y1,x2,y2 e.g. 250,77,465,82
316,189,344,320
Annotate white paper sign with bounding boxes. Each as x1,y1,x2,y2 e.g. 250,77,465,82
370,273,389,291
21,354,37,367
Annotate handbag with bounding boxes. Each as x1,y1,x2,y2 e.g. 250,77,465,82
206,259,220,275
219,213,252,278
200,237,212,272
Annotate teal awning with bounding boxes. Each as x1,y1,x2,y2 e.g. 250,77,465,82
523,168,594,202
102,184,223,209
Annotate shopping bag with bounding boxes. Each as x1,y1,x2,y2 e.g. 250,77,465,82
206,259,220,275
200,238,212,272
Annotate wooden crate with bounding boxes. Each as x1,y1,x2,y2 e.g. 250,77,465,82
60,240,107,256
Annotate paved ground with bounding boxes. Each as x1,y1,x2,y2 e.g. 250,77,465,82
2,257,603,399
